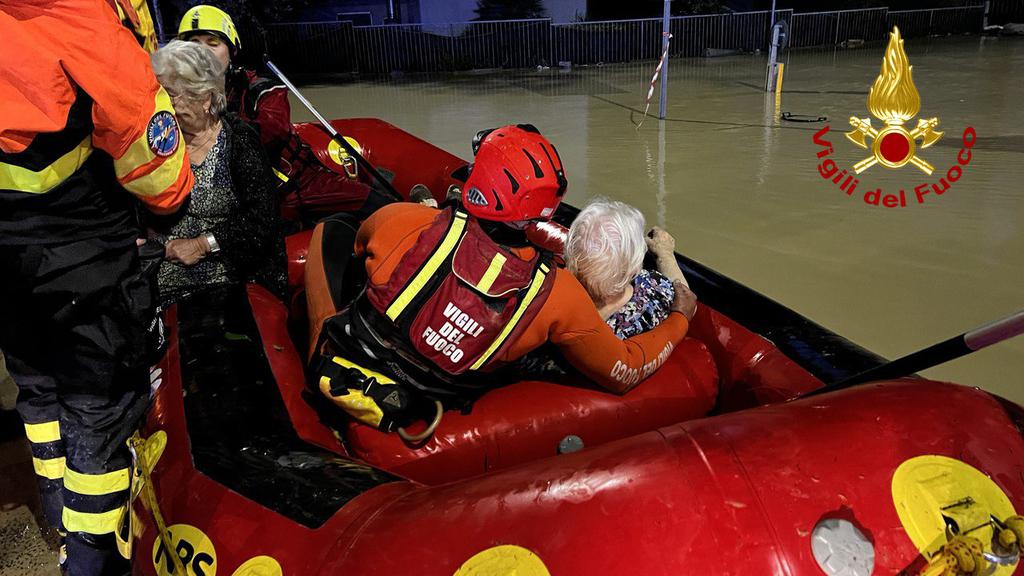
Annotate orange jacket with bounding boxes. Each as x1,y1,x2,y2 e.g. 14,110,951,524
0,0,192,242
309,203,689,393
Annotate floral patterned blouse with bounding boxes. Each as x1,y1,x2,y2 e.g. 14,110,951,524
605,269,675,339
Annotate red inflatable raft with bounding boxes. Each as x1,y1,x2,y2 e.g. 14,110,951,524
128,120,1023,576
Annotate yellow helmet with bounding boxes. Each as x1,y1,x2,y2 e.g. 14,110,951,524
177,5,241,53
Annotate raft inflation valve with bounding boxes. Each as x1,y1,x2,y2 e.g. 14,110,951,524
811,518,875,576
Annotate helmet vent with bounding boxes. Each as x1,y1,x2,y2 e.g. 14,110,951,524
503,169,520,195
523,149,544,178
466,187,488,207
492,190,504,211
191,13,200,29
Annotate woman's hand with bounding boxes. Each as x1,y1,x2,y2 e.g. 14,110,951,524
670,281,698,321
165,237,210,266
646,227,676,257
649,227,691,289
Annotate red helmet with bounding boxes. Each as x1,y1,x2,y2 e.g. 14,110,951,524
462,124,567,223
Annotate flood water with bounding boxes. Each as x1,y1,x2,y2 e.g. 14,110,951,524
293,35,1024,403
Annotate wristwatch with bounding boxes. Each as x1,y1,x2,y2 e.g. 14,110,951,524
203,232,221,254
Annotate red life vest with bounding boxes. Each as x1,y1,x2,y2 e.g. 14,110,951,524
365,208,554,376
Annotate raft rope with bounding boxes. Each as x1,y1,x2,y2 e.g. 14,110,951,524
637,32,673,130
127,433,189,575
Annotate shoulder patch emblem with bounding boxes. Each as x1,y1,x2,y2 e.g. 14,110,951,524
147,111,179,157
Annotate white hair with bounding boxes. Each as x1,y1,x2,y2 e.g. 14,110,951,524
151,40,227,117
565,199,646,302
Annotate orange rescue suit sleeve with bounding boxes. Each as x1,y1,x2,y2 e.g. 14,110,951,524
62,0,193,213
501,271,689,394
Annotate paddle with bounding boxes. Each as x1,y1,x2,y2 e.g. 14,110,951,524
264,59,401,201
804,310,1024,397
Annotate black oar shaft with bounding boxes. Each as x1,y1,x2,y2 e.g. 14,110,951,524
808,310,1024,396
264,60,400,199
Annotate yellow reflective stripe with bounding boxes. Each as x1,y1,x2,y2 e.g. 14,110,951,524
117,87,188,198
471,264,549,371
385,212,468,321
33,457,66,480
0,137,93,194
64,467,130,496
272,168,289,183
24,421,60,444
115,89,174,180
62,506,123,535
475,253,507,294
331,356,396,385
120,142,185,198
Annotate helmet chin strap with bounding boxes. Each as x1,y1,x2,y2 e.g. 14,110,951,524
479,218,531,248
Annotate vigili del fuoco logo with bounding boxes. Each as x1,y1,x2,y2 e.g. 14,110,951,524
812,26,977,208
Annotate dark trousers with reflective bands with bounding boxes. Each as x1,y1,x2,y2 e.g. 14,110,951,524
0,236,154,576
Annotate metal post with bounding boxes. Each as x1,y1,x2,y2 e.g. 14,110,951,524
659,0,671,120
983,0,991,28
769,0,777,29
765,21,779,91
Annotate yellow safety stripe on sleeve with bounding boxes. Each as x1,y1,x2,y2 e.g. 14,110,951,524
117,89,189,198
272,168,289,183
115,89,175,180
475,253,507,294
0,137,93,194
470,263,549,371
33,456,66,480
24,421,60,444
119,144,186,198
385,211,468,321
62,506,124,535
64,467,130,496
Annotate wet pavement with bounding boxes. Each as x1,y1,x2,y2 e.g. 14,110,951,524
0,403,58,576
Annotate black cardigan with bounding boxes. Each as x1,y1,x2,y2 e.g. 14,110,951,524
215,114,286,299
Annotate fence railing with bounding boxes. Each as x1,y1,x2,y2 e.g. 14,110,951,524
986,0,1024,25
886,6,986,39
264,6,988,76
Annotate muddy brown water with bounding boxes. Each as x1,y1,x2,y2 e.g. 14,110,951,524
292,35,1024,405
1,34,1021,571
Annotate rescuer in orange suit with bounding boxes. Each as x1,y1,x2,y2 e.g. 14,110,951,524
305,125,697,434
0,0,192,573
178,5,397,224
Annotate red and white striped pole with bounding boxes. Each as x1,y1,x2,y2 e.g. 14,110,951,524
637,31,672,129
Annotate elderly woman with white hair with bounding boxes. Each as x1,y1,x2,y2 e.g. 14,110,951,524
147,40,285,304
513,199,693,379
566,199,691,339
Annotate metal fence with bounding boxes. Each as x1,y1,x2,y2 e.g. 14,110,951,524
986,0,1024,25
264,5,989,76
886,6,986,40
